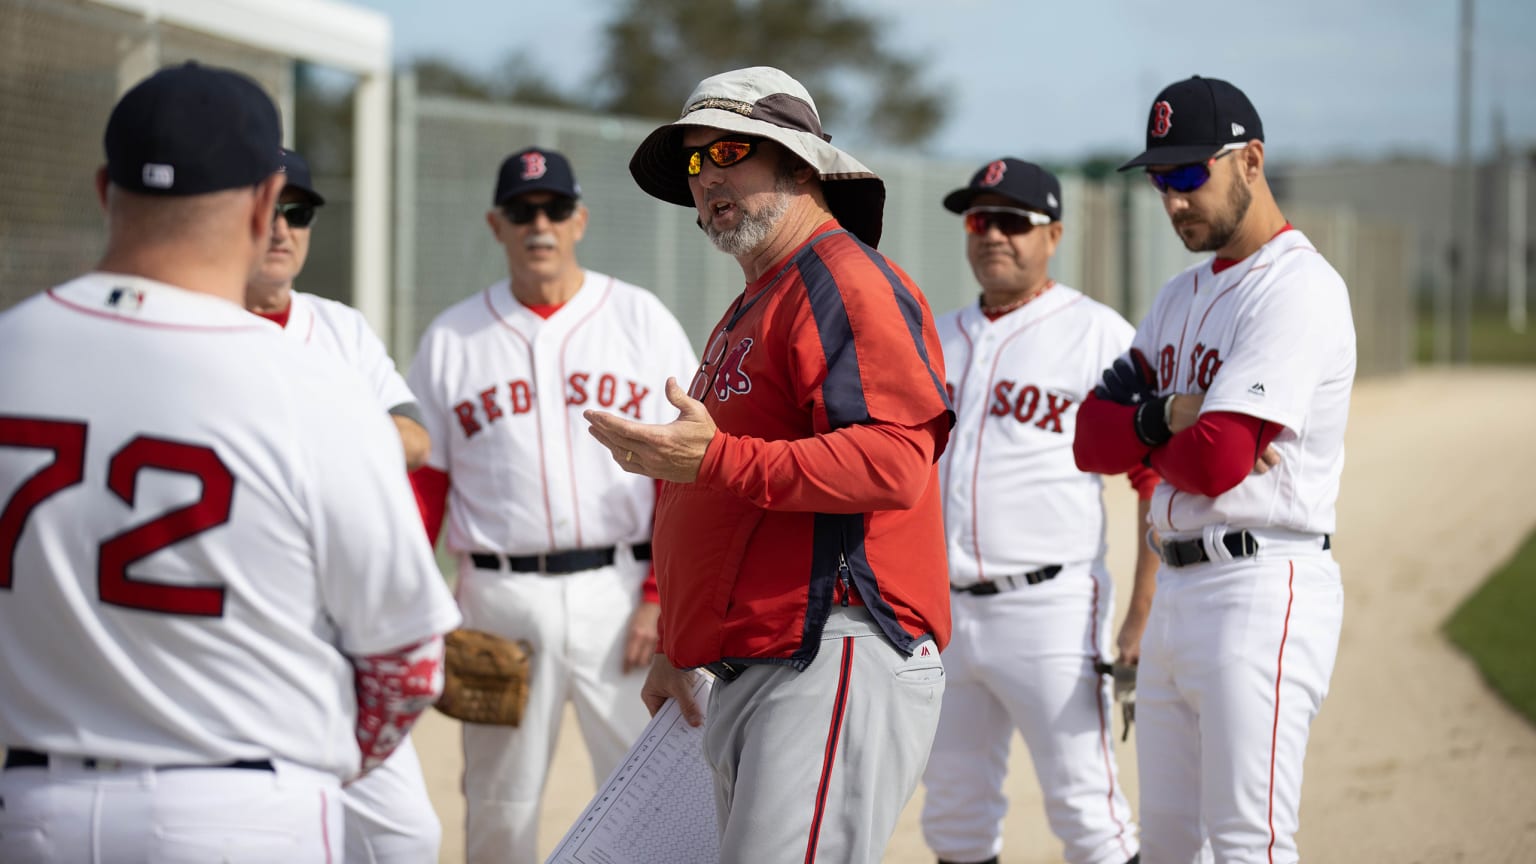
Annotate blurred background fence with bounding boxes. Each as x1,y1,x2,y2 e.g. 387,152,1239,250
6,0,1492,382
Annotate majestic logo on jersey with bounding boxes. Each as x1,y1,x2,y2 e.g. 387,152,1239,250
1190,343,1223,391
1150,100,1174,138
451,372,649,438
519,152,548,180
714,337,754,401
1248,381,1266,396
987,381,1073,433
981,160,1007,187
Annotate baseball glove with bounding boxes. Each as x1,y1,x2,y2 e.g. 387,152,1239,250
434,628,533,727
1096,660,1138,741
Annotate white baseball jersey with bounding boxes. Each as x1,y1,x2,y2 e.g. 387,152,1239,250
278,290,418,413
937,284,1136,580
407,270,698,555
1130,227,1356,535
0,273,461,778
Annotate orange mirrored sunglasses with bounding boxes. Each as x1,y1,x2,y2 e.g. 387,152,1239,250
684,136,764,176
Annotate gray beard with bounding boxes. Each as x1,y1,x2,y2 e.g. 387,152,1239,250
705,176,797,257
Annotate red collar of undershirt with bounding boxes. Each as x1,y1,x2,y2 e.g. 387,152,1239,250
521,301,566,320
254,305,291,329
1212,223,1294,274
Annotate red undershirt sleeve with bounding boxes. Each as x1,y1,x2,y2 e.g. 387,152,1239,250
696,415,945,513
641,478,661,605
1073,391,1153,475
1126,462,1160,500
409,466,450,547
1149,411,1283,498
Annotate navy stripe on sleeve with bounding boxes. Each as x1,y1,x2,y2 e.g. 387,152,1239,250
798,245,870,430
857,246,951,413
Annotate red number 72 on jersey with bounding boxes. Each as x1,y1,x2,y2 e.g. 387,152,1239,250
0,416,234,616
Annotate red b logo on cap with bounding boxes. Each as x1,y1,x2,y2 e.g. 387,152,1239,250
1150,101,1174,138
981,160,1007,187
520,152,548,180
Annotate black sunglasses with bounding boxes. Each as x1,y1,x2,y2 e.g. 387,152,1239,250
683,136,765,176
273,202,317,228
502,197,578,225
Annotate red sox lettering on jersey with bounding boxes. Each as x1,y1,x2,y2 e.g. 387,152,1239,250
409,272,697,556
453,371,651,438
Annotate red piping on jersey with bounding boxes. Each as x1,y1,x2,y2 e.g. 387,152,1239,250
1267,561,1296,864
967,295,1085,580
485,287,557,550
1090,577,1135,860
46,289,270,332
558,276,615,548
805,636,854,863
321,789,333,864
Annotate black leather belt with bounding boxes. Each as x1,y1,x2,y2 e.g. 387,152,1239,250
3,748,273,772
471,543,652,575
953,565,1063,596
703,660,751,683
1160,531,1330,568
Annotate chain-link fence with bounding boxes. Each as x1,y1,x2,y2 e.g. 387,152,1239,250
0,0,295,313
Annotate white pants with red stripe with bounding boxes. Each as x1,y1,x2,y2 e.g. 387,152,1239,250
343,736,440,862
1136,545,1342,864
921,561,1139,864
0,755,342,862
703,605,945,864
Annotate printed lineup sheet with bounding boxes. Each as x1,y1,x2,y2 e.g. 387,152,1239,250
545,674,718,863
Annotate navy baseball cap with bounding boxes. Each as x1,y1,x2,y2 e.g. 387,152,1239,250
494,147,581,204
279,148,325,206
104,61,283,196
1119,76,1263,171
943,158,1062,221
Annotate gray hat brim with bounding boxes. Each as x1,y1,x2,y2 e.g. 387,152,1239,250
629,108,886,248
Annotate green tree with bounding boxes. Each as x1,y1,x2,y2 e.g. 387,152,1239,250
594,0,947,148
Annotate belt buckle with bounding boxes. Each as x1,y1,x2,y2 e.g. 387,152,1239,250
706,661,745,683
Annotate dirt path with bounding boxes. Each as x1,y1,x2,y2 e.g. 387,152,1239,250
416,367,1536,862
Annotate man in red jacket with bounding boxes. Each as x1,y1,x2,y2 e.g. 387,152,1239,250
586,66,953,864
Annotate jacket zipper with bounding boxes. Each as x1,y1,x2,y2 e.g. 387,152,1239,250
837,552,852,607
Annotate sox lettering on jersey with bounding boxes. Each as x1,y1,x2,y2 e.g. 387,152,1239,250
453,372,651,438
986,380,1073,433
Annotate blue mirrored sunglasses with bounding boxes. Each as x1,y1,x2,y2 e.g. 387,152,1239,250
1146,146,1243,194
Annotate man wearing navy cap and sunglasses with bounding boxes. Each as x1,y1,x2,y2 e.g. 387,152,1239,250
921,158,1152,864
1075,76,1355,863
406,147,695,863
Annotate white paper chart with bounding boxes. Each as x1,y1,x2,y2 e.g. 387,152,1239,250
545,675,718,864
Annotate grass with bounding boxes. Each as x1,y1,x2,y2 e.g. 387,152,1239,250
1416,310,1536,365
1444,526,1536,726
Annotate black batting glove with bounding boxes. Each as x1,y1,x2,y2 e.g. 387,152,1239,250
1094,349,1157,406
